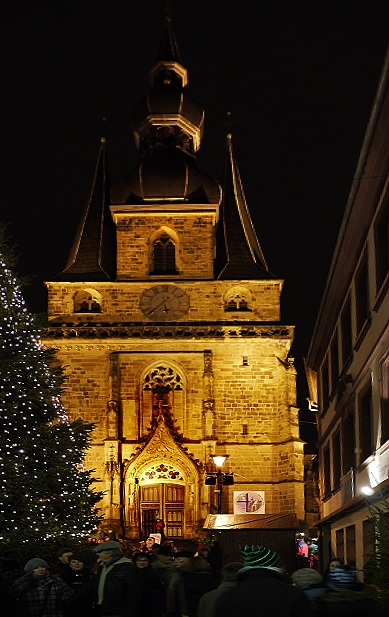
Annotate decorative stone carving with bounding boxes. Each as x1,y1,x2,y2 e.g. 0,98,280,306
203,350,214,437
107,354,120,438
46,324,293,339
140,463,184,482
106,400,119,438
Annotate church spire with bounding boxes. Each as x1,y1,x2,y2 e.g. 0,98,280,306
149,12,188,89
215,134,273,279
157,9,181,64
58,135,116,281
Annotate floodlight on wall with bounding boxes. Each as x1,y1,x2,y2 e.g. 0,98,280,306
361,486,374,496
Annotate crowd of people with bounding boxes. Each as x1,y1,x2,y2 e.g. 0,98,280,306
8,534,389,617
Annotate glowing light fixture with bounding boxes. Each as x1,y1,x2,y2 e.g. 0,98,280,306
361,486,374,496
211,455,229,468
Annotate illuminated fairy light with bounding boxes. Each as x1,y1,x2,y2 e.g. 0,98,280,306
0,232,102,545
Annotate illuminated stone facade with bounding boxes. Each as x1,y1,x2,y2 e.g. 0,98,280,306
44,19,305,539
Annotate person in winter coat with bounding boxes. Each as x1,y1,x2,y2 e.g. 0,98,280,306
322,557,342,582
197,562,243,617
50,548,74,579
155,518,165,542
93,541,140,617
214,545,311,617
61,554,93,617
291,568,326,611
316,564,389,617
168,553,218,617
11,558,73,617
133,552,165,617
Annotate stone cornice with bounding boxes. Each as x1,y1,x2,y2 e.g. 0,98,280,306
45,322,293,340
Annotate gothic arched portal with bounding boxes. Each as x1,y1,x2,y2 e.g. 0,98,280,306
124,414,200,540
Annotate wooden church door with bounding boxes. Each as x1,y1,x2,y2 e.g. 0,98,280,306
140,483,184,539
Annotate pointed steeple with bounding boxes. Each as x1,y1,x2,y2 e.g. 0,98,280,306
149,13,188,89
157,12,181,63
215,134,273,279
58,136,116,281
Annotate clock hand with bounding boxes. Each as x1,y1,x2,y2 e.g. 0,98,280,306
146,298,169,315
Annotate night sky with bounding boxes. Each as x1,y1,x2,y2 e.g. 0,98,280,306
3,1,389,450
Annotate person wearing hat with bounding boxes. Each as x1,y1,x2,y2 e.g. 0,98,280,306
11,557,73,617
61,554,93,617
316,564,389,616
214,545,311,617
198,562,244,617
167,552,217,617
92,540,140,617
50,548,74,579
291,568,325,611
132,552,164,617
151,544,175,590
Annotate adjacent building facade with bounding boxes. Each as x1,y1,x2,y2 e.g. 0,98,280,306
306,47,389,570
44,19,305,540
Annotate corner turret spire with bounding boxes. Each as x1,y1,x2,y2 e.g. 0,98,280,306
57,135,116,281
215,134,273,279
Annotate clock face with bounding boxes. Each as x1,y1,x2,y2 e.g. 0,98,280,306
140,285,190,321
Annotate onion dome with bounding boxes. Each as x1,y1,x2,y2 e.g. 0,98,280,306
111,16,220,206
131,15,204,155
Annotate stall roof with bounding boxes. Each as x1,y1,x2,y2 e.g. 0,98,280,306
203,513,299,530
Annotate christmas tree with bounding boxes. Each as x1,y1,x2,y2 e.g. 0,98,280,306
0,226,103,568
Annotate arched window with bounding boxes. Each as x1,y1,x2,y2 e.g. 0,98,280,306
141,364,185,436
152,233,177,274
224,286,252,312
73,289,102,313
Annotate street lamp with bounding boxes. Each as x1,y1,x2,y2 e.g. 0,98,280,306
206,454,234,514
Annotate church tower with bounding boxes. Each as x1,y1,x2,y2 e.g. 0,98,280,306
44,17,305,538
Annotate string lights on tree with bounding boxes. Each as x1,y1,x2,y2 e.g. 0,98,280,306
0,226,103,557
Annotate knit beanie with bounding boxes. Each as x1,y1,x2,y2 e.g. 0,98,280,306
326,565,360,591
24,558,49,573
240,545,282,568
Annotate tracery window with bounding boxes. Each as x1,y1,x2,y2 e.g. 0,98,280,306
141,364,185,436
140,463,184,483
151,232,177,274
224,286,252,312
73,289,102,313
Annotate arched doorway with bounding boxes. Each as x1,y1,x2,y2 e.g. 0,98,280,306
124,403,200,540
140,481,185,538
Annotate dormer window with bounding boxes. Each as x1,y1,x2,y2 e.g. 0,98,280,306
152,232,177,274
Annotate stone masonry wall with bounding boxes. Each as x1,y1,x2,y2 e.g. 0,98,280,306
115,214,215,279
46,280,283,322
